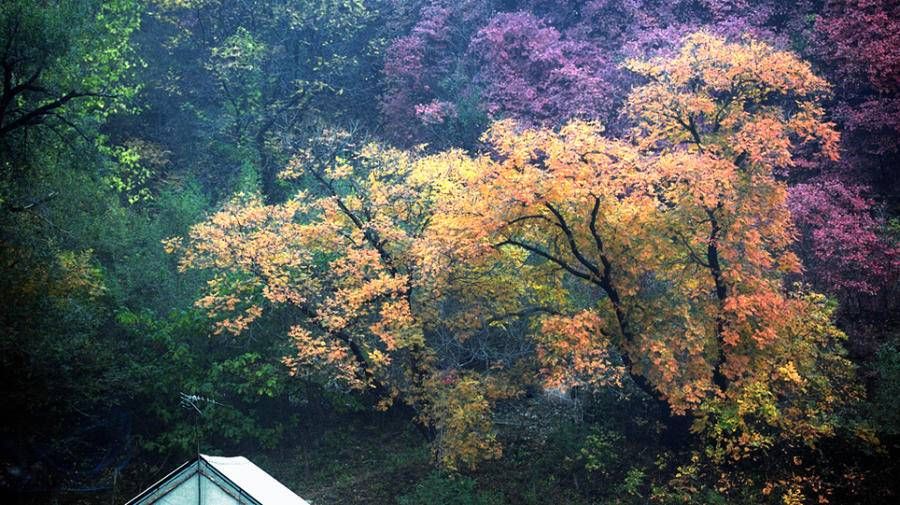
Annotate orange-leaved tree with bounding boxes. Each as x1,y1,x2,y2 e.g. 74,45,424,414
165,129,512,470
423,32,862,462
624,32,859,458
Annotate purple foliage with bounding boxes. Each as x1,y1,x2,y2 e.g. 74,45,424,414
816,0,900,157
468,12,619,126
381,1,489,145
381,1,819,141
790,177,898,295
415,100,457,125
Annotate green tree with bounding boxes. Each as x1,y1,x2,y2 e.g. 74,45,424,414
141,0,382,200
0,0,140,186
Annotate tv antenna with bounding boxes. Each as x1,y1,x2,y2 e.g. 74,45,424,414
179,393,228,456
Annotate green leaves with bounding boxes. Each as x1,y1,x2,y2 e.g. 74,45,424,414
398,472,506,505
0,0,141,139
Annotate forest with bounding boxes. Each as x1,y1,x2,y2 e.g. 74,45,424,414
1,1,898,504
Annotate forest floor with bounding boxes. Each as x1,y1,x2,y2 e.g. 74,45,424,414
250,415,432,504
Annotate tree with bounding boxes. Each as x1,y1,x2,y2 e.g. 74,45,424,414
0,0,140,160
171,34,867,484
380,0,492,148
789,177,898,296
379,0,824,146
141,0,380,199
426,33,861,465
166,129,512,470
796,0,900,301
815,0,900,161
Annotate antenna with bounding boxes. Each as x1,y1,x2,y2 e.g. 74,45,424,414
179,393,228,457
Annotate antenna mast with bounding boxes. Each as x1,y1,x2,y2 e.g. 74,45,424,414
179,393,226,457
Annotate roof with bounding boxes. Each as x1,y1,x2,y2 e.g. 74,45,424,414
125,454,309,505
201,454,309,505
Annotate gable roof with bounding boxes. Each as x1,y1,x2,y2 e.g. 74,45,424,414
201,454,309,505
125,454,309,505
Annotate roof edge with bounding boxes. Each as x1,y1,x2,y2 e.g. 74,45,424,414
123,457,196,505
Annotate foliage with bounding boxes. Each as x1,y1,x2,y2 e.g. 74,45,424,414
870,342,900,435
469,11,619,127
380,0,491,148
0,0,141,191
117,308,303,453
816,0,900,157
397,472,505,505
3,1,900,503
166,131,516,469
417,34,868,500
138,0,381,199
379,0,823,145
581,426,623,474
168,34,875,503
427,31,854,425
789,177,897,295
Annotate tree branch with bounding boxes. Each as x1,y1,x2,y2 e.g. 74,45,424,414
705,204,729,391
543,202,604,282
4,191,58,213
0,91,111,138
494,238,596,284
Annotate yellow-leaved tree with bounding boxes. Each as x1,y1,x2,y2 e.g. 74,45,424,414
165,129,512,470
423,32,862,463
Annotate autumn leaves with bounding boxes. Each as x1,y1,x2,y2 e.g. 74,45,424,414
168,33,860,468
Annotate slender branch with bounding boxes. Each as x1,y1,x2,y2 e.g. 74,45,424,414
503,214,551,228
483,306,561,326
672,230,710,268
0,91,111,137
295,303,388,396
48,112,92,143
308,166,400,277
543,202,604,281
0,64,45,123
494,238,596,284
4,191,58,213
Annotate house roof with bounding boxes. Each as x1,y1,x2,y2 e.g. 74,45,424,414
125,453,309,505
200,454,309,505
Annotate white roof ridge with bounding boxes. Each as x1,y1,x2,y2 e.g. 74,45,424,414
201,454,250,464
199,453,310,505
